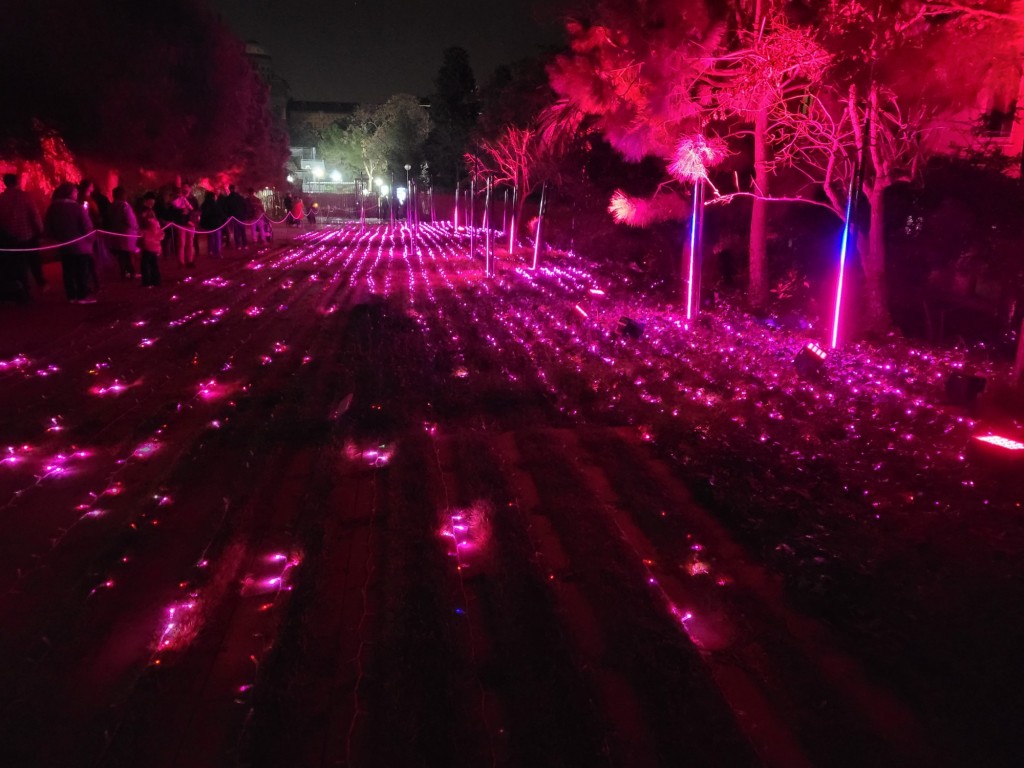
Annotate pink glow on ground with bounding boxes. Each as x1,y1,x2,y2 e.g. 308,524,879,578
90,380,130,396
974,435,1024,451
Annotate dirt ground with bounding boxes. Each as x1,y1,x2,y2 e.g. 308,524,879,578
0,224,1020,767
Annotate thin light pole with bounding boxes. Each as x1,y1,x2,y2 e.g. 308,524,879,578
389,171,395,230
469,177,476,257
484,176,493,275
508,181,518,255
831,181,855,349
531,181,547,270
685,178,704,321
454,181,460,230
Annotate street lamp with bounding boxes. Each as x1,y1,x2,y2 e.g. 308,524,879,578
330,170,342,183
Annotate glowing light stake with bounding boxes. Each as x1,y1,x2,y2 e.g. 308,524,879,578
531,181,547,270
831,192,854,349
685,178,703,321
454,181,460,230
508,182,518,255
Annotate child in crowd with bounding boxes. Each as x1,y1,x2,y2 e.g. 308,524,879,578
138,193,163,287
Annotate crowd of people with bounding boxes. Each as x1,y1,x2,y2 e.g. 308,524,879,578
0,174,302,304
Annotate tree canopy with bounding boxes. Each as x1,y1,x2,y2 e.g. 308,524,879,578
0,0,287,184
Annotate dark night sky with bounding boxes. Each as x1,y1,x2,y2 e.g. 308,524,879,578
207,0,565,103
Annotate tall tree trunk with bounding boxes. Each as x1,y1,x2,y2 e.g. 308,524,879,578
749,104,770,308
859,180,891,332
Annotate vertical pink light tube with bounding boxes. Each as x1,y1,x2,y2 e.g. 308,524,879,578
830,194,854,349
454,182,460,230
685,180,700,321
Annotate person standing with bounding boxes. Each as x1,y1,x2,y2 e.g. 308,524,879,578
0,172,44,299
200,190,225,257
226,185,247,248
290,196,304,228
169,185,196,268
245,188,266,244
78,179,103,291
138,192,163,287
108,186,139,278
45,182,95,303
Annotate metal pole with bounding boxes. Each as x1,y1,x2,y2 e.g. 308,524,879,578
469,177,476,257
389,171,395,230
484,176,493,275
508,181,518,255
454,181,460,229
502,188,508,235
531,181,547,270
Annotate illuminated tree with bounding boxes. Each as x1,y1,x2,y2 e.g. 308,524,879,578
546,0,828,306
465,125,558,246
321,96,430,184
778,0,1017,332
709,9,830,307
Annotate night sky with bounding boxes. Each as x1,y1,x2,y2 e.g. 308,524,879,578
207,0,565,103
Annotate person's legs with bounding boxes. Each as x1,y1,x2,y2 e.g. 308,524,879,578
141,251,159,286
184,227,195,266
114,249,134,278
60,253,77,299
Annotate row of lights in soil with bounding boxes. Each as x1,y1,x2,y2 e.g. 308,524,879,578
348,222,1019,655
2,225,1020,708
0,234,359,659
150,231,378,670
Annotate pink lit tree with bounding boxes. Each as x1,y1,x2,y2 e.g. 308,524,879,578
464,125,560,252
545,0,726,297
545,0,829,307
780,0,1017,333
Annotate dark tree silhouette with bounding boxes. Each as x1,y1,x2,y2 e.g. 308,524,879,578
0,0,287,184
425,47,480,188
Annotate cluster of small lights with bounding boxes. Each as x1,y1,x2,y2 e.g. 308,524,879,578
3,221,1021,735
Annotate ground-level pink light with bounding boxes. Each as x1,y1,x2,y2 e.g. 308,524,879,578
974,435,1024,451
574,304,589,318
806,342,827,361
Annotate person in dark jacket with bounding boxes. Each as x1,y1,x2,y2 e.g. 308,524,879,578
225,185,247,248
45,182,95,302
0,172,45,296
200,191,226,257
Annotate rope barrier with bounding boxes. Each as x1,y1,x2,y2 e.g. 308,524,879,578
0,212,304,252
